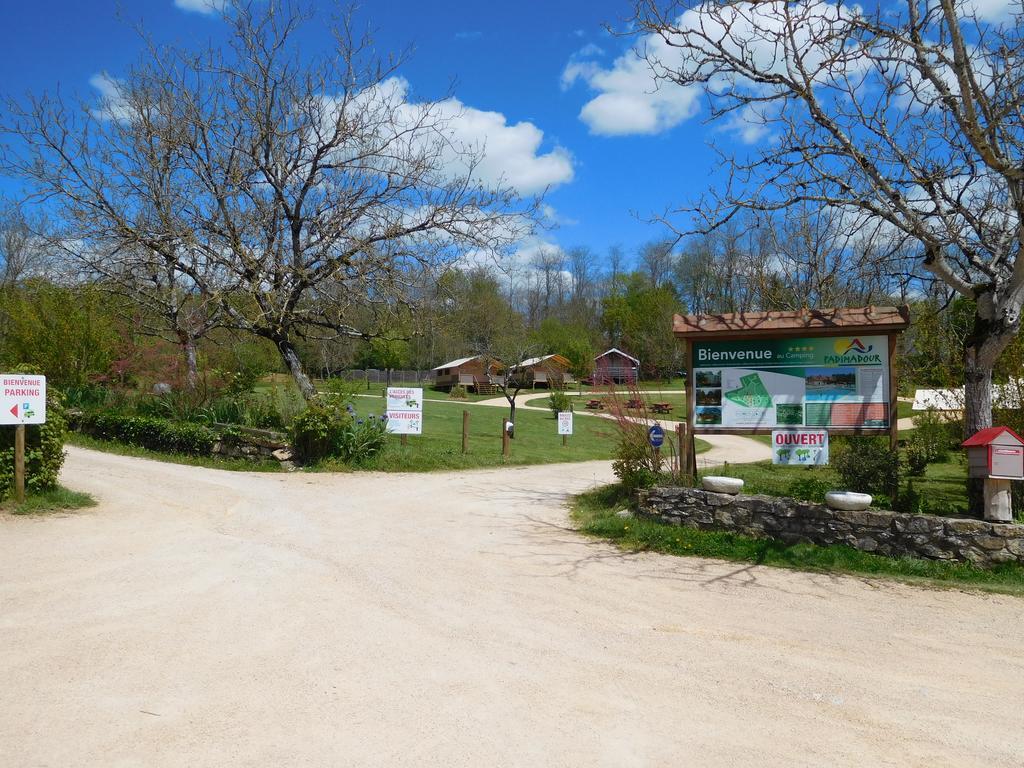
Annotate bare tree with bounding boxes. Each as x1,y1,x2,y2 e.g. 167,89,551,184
0,200,49,287
477,339,547,437
638,239,673,287
77,243,221,390
3,1,532,400
632,0,1024,445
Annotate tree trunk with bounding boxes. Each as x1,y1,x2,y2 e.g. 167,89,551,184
274,335,317,401
182,336,199,392
963,300,1019,516
507,397,517,439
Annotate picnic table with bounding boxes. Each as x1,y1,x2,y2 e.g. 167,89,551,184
625,399,643,409
651,402,673,414
585,399,604,410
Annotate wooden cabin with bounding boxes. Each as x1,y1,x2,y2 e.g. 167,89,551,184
431,356,502,393
509,354,574,389
592,348,640,385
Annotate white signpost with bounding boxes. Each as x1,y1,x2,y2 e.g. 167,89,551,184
385,387,423,438
1,374,46,425
1,374,47,504
771,429,829,466
557,411,573,436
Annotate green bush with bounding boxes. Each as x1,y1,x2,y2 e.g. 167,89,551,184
911,409,955,462
785,475,831,503
612,430,662,491
448,384,468,400
0,375,68,500
832,437,901,496
339,415,389,464
76,411,216,455
905,435,930,476
291,397,392,464
548,390,573,416
290,397,353,463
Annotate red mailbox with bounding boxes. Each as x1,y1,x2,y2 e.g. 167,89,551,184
962,426,1024,480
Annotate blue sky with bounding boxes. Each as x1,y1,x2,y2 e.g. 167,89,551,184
0,0,728,267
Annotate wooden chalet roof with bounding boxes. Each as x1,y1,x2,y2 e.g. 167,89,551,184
673,306,910,339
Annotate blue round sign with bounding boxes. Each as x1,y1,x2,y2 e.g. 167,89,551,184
648,424,665,448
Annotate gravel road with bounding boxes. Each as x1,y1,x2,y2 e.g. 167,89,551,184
1,446,1022,767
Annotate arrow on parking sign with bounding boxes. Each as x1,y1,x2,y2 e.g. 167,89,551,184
9,404,17,418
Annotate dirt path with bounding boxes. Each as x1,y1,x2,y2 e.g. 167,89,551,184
2,447,1022,767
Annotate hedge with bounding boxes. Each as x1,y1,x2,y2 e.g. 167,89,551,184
75,412,216,455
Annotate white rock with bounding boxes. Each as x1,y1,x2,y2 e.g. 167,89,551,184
615,509,633,519
272,448,294,462
701,476,745,495
825,491,873,511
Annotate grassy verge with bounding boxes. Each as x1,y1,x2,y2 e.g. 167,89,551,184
571,484,1024,596
1,485,97,515
67,432,283,472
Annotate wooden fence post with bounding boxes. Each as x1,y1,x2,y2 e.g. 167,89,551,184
502,418,510,459
462,410,470,454
14,424,26,504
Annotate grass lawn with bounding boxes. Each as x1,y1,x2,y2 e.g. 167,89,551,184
1,485,96,515
571,484,1024,596
67,432,283,472
320,398,711,472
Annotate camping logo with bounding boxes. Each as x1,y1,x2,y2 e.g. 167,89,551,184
834,338,873,356
825,337,881,364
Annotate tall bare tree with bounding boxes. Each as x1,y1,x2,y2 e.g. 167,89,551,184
0,200,49,287
3,1,531,400
632,0,1024,444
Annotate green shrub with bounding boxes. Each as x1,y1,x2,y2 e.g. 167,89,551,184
338,415,389,464
290,398,391,464
832,437,901,496
785,475,831,503
548,390,573,416
905,435,930,476
910,408,955,463
0,374,68,500
290,397,353,463
448,384,468,400
76,412,216,455
612,431,661,491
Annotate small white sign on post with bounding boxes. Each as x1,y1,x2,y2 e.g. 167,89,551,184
1,374,46,425
772,429,828,465
557,411,573,436
385,387,423,435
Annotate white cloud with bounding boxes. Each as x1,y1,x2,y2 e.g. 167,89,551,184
561,34,701,136
174,0,226,14
563,1,860,140
433,94,574,194
88,73,132,121
339,78,573,195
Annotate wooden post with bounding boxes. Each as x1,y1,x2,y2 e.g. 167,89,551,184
400,433,408,447
888,333,899,452
676,423,686,482
462,410,470,454
562,433,568,447
14,424,25,504
685,340,698,480
502,418,510,459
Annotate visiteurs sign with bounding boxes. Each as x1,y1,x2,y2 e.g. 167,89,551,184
692,336,889,430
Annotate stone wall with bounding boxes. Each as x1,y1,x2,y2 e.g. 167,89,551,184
210,424,290,462
637,486,1024,568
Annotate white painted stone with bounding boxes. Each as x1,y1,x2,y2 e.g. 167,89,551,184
702,476,744,495
825,491,873,511
615,509,633,519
